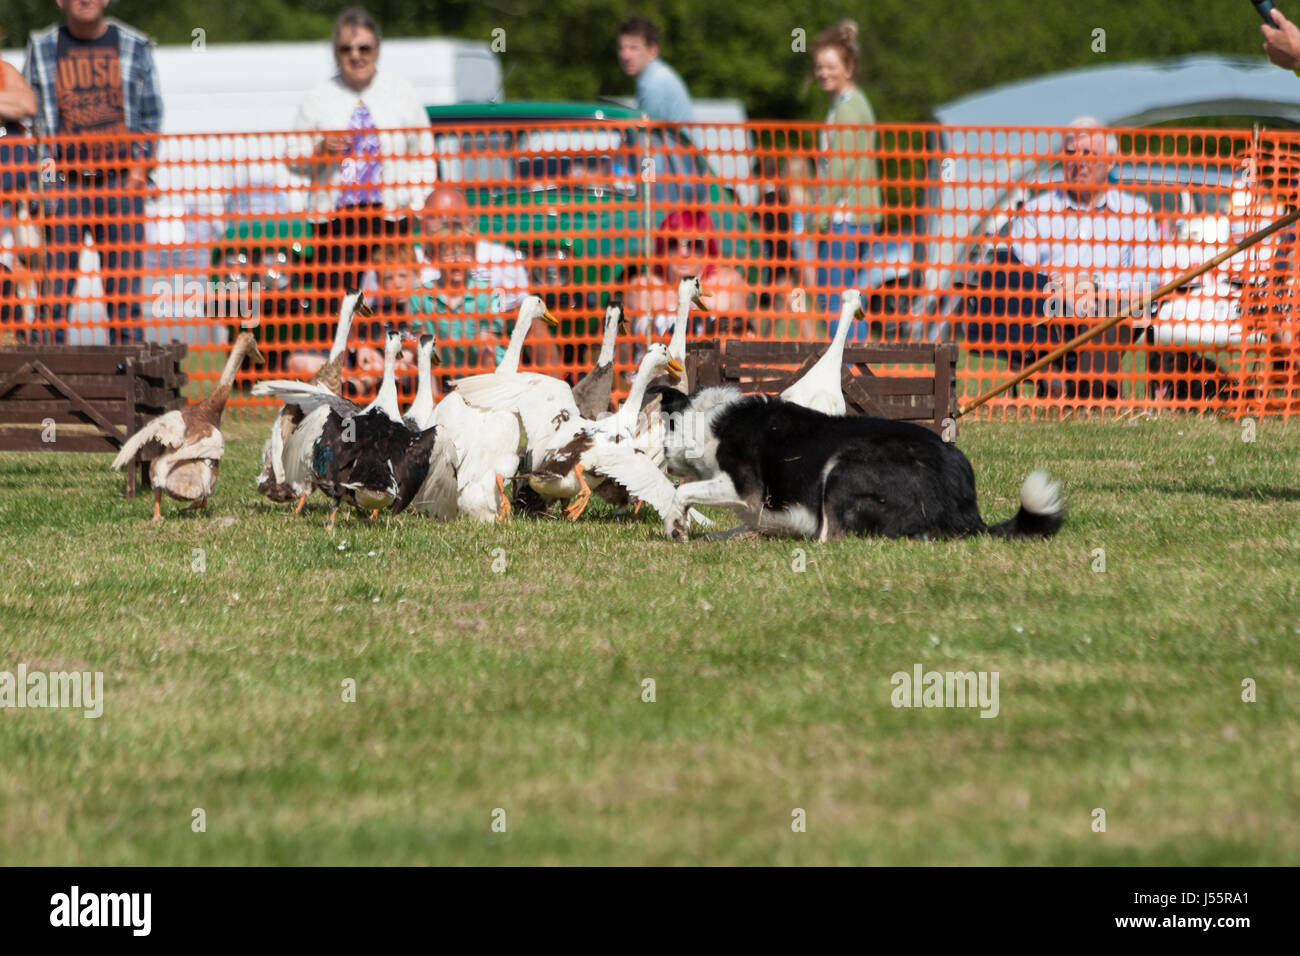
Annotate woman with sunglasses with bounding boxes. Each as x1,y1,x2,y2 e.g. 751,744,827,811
290,6,436,326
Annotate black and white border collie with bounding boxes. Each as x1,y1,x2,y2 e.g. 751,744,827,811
649,386,1065,543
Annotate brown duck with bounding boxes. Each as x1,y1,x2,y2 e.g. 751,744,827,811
112,324,264,520
570,296,627,420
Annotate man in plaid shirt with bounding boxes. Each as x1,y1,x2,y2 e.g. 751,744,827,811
24,0,161,345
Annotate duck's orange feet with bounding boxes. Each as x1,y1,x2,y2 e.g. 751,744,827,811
495,474,512,522
562,465,592,521
151,490,163,522
325,505,340,531
294,494,308,514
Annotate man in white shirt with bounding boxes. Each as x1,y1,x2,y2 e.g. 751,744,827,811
974,117,1162,399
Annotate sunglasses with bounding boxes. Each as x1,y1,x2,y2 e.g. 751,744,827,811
337,44,375,56
666,238,707,255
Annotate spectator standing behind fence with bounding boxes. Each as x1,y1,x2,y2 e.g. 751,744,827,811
617,16,693,122
1,36,37,344
290,6,435,324
751,154,816,338
1,35,37,193
617,16,696,203
978,117,1162,400
24,0,161,346
811,20,883,315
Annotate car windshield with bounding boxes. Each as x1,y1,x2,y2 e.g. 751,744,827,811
434,123,635,190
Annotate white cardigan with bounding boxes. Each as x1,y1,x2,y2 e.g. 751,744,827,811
289,71,437,216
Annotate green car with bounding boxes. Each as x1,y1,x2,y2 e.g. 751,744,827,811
424,102,758,351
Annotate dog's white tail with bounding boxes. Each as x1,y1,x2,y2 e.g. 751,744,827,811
989,470,1065,539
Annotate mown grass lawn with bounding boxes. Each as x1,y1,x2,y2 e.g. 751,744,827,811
0,412,1297,865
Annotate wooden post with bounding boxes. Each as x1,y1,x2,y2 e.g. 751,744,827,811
124,355,138,497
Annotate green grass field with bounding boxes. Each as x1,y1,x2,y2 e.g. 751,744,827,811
1,413,1297,865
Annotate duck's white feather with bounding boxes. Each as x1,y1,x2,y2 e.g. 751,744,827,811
410,438,460,521
283,405,330,492
431,392,520,521
452,372,581,452
251,380,360,419
111,409,187,470
582,441,679,517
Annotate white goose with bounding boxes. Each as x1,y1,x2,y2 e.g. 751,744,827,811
779,289,865,416
432,294,558,522
663,274,710,394
405,333,459,521
454,343,690,520
256,289,367,505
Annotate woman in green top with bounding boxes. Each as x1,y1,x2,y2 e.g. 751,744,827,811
809,19,884,317
814,19,883,231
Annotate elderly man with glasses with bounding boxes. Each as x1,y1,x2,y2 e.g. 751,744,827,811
969,116,1162,400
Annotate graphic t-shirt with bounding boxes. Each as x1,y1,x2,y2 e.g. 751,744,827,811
54,24,125,166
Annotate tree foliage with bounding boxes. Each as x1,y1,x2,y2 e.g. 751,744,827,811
2,0,1276,120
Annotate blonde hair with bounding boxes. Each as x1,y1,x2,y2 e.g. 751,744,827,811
814,19,860,76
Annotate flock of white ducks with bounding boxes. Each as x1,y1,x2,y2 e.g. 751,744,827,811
114,276,865,526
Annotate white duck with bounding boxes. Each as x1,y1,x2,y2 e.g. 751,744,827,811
663,274,710,394
403,332,440,430
257,289,367,505
433,294,558,522
454,343,689,520
779,289,865,416
405,333,459,521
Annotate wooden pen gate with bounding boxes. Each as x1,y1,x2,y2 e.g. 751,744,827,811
0,344,188,495
686,339,959,433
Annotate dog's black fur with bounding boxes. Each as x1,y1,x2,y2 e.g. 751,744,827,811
651,386,1064,541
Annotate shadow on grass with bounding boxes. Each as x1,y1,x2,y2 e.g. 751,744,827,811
1092,481,1300,502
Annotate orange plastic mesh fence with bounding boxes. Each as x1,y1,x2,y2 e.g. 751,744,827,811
1,121,1295,420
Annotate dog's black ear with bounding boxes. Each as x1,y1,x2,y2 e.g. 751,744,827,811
646,384,690,416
